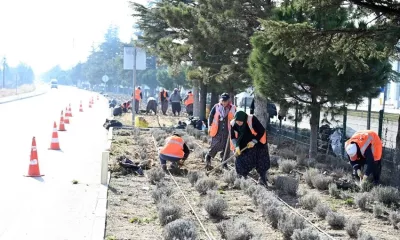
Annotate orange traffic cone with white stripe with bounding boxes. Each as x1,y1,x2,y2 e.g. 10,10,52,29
89,99,92,108
49,121,61,150
24,137,44,177
59,111,66,131
68,104,73,117
64,107,70,124
79,101,83,112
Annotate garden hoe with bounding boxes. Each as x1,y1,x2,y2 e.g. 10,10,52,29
206,146,248,176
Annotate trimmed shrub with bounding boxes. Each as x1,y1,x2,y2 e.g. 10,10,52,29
195,178,218,195
373,204,383,218
389,211,400,228
187,171,205,186
311,174,332,191
300,193,320,210
358,231,376,240
355,192,370,211
279,159,297,174
270,155,280,168
204,191,228,219
158,199,182,226
223,170,237,186
278,213,306,240
328,183,341,198
260,202,282,229
217,217,260,240
314,203,331,219
371,186,400,206
148,167,165,184
326,212,345,229
345,218,361,238
291,227,320,240
275,176,299,196
304,168,318,188
163,219,197,240
151,183,172,203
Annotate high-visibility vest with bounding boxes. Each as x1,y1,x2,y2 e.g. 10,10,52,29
231,115,267,145
184,93,194,106
134,89,141,101
160,91,168,101
209,104,236,138
345,130,382,161
160,136,185,159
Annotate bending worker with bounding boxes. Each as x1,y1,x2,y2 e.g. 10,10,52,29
345,130,382,185
159,133,190,172
133,87,142,114
184,91,194,116
231,111,270,187
146,97,157,115
205,93,236,170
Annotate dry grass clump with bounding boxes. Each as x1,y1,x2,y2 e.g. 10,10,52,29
355,192,371,211
389,211,400,228
217,217,261,240
151,183,172,203
345,218,361,238
326,212,345,229
311,174,332,190
147,167,166,184
304,168,319,188
195,177,218,195
371,186,400,206
157,198,182,226
328,183,341,198
291,228,321,240
274,176,299,196
279,159,297,174
300,193,320,210
314,203,331,219
163,219,197,240
373,204,384,218
278,213,306,240
223,170,238,187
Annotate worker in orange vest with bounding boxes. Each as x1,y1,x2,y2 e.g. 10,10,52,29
159,132,190,172
205,93,236,170
183,91,194,116
132,87,142,114
345,130,383,184
231,111,270,187
159,88,169,115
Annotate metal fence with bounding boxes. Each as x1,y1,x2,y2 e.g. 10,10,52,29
267,106,399,185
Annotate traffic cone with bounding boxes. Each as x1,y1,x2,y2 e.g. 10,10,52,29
68,104,73,117
24,137,44,177
64,108,70,124
59,111,66,131
79,101,83,112
89,99,92,108
49,121,61,150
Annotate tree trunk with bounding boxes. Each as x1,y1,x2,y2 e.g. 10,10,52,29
254,94,269,128
309,101,321,158
193,79,200,118
395,115,400,166
210,88,219,106
199,82,207,120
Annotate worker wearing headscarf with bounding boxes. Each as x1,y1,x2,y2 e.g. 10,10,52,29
231,111,270,187
170,88,182,116
345,130,382,184
159,88,169,115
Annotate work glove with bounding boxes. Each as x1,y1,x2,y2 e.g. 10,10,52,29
235,147,241,156
247,140,257,149
362,175,369,182
357,169,363,179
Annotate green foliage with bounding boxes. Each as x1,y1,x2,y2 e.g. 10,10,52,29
1,62,35,87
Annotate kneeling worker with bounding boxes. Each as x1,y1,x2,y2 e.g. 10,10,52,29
159,133,190,172
345,130,382,185
231,111,270,187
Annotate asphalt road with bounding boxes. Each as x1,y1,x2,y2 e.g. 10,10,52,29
0,86,110,240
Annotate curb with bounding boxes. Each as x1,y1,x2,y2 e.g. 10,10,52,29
0,88,49,104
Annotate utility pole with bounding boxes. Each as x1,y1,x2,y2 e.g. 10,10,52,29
2,57,6,89
131,46,137,126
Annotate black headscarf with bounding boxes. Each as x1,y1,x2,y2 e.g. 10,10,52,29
234,111,251,147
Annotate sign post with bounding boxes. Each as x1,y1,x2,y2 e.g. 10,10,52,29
102,75,109,92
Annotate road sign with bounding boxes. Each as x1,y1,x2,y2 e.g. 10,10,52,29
123,47,146,70
102,75,109,83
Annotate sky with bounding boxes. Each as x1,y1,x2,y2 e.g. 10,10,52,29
0,0,149,76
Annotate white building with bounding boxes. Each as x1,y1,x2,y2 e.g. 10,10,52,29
386,60,400,109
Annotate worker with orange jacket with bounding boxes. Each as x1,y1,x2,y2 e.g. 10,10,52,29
132,87,143,114
184,91,194,116
205,93,236,170
345,130,383,184
159,133,190,171
231,111,270,187
159,88,169,115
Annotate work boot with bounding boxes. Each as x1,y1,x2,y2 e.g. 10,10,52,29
161,164,167,172
258,177,268,188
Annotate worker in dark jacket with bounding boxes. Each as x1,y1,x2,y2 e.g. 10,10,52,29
159,133,190,172
146,97,157,115
231,111,270,187
345,130,383,184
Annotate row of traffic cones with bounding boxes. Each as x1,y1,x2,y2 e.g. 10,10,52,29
25,96,98,177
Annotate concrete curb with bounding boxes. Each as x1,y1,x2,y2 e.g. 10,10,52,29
0,88,49,104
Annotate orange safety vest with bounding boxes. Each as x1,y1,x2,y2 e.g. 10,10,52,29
160,136,185,159
209,104,236,150
345,130,382,161
231,115,267,144
184,93,194,106
134,89,141,101
160,91,168,101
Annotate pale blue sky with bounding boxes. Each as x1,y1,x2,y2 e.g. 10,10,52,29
0,0,148,75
